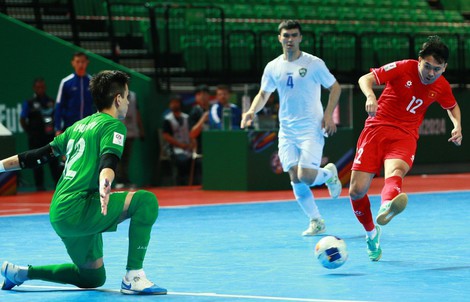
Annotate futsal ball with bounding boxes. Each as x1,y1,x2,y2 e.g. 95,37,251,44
314,236,348,269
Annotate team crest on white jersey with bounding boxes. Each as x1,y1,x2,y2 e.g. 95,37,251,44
299,68,307,77
113,132,124,146
383,62,397,71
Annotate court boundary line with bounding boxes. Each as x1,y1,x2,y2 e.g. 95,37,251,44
10,285,375,302
160,189,470,209
1,189,469,217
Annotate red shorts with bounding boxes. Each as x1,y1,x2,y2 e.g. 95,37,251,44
352,125,416,175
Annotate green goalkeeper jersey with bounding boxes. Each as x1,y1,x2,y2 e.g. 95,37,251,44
49,112,127,222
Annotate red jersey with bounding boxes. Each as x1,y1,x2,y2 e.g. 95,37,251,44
367,59,456,139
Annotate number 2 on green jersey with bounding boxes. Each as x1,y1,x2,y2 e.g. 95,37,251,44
63,138,85,180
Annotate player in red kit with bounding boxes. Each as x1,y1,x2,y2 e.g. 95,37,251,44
349,36,463,261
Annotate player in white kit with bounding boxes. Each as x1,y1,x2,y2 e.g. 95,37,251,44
241,20,342,236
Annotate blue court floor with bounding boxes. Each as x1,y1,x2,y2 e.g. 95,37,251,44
1,191,470,302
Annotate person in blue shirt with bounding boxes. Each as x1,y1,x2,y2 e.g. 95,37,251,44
20,78,61,190
54,52,94,135
209,84,242,130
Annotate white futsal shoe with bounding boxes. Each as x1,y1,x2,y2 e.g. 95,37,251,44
302,218,326,236
121,271,167,295
376,193,408,226
1,261,27,290
324,163,342,199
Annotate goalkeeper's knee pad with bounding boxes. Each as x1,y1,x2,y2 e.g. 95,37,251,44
128,190,159,225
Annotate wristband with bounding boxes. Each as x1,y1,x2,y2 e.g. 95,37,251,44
0,161,5,172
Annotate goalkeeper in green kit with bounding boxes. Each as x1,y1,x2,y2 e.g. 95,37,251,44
0,70,166,295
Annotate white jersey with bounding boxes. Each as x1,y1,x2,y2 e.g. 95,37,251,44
261,52,336,138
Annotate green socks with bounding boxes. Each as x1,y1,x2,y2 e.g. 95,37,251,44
126,190,159,270
26,190,159,287
28,263,106,288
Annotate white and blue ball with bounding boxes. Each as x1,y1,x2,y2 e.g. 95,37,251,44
314,236,348,269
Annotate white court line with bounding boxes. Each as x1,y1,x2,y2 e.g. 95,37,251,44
16,285,374,302
0,212,48,217
160,189,470,209
5,202,51,206
0,209,31,213
2,190,469,216
169,291,375,302
162,198,295,209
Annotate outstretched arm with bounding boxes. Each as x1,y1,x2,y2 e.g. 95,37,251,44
0,145,56,172
240,89,272,129
0,155,20,172
447,104,462,146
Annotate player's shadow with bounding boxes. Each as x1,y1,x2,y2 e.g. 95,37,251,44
424,265,470,271
12,286,120,294
322,273,368,277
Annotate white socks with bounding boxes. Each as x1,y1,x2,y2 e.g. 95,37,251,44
17,265,29,282
125,269,145,280
292,182,321,220
367,228,377,240
311,167,333,186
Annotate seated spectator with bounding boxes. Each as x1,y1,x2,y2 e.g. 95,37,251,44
209,84,242,130
162,95,194,186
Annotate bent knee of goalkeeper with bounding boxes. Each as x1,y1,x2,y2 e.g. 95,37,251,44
128,190,159,225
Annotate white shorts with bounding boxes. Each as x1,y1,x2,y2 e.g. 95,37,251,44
278,131,325,172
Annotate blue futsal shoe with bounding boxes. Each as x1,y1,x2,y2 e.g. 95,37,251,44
366,225,382,261
1,261,26,290
121,272,167,295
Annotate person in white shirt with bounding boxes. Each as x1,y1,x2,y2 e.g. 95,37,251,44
241,20,343,236
162,95,194,185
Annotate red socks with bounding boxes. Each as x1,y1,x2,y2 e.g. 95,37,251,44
381,176,402,204
350,195,375,232
351,176,403,232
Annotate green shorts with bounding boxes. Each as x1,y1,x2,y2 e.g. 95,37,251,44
51,191,128,266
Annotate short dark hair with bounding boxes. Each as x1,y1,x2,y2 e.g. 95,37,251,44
90,70,130,111
32,77,45,85
278,20,302,34
73,51,88,60
216,84,231,93
195,84,209,94
418,35,449,64
169,94,182,103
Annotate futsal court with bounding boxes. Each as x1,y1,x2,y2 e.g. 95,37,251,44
1,173,469,302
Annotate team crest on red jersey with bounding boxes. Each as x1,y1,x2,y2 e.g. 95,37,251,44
428,91,437,98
